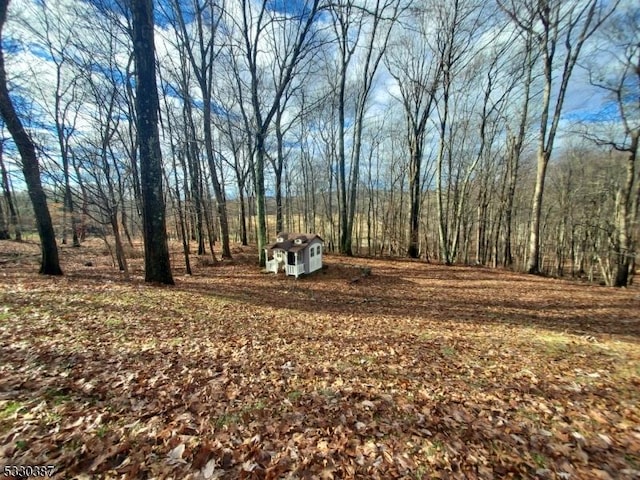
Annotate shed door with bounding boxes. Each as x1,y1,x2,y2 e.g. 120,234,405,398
309,244,322,272
287,252,296,265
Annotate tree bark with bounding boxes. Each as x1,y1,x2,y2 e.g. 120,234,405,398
253,133,268,266
0,153,20,241
407,134,422,258
0,181,8,239
0,0,61,274
274,113,285,234
436,87,451,265
130,0,173,284
614,134,638,287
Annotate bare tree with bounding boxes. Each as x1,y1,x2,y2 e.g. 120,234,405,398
77,0,142,248
216,97,252,246
499,0,619,274
584,2,639,286
166,0,232,259
501,28,536,268
0,0,62,274
330,0,402,255
0,143,7,237
385,4,442,258
158,74,192,274
75,37,132,277
158,37,213,259
129,0,174,284
433,0,489,264
0,135,20,240
18,1,82,247
230,0,324,265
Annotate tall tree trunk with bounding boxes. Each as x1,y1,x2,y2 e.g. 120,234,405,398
203,104,232,259
200,166,218,262
71,154,87,242
527,149,550,273
527,59,553,273
162,79,192,276
254,133,268,266
238,0,322,265
187,121,205,256
0,0,61,274
170,0,231,259
436,89,451,264
238,180,248,246
173,163,191,275
183,91,205,255
503,138,519,268
110,208,129,278
119,194,134,248
407,136,422,258
614,134,638,287
0,137,12,240
0,184,8,239
275,166,284,233
337,56,349,254
0,156,20,240
274,112,285,234
130,0,173,285
345,105,366,256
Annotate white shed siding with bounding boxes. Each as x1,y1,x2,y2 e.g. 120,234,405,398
309,243,322,272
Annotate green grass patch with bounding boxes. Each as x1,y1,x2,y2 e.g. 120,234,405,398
349,355,375,366
96,425,109,439
423,439,444,457
418,332,433,341
0,401,22,419
532,452,547,468
44,388,72,405
625,453,640,469
215,412,240,428
440,345,456,357
318,388,339,398
287,390,303,401
244,400,267,412
44,411,62,425
412,465,429,479
532,331,571,355
105,316,124,328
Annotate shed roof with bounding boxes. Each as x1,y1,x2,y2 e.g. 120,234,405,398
266,232,323,252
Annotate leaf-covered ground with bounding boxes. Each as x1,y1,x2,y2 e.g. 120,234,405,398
1,240,639,479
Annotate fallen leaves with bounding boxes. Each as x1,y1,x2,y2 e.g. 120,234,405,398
0,241,639,478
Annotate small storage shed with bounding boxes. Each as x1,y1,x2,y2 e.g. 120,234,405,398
265,232,324,278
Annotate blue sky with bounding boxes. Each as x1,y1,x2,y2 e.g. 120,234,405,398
2,0,634,197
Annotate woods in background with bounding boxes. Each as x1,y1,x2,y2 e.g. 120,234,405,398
0,0,637,286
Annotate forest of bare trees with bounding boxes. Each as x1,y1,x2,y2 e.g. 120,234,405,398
0,0,637,286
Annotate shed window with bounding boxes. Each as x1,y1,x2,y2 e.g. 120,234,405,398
310,249,315,257
316,246,321,255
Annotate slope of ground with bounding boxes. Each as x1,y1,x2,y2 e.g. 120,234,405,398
0,240,639,479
